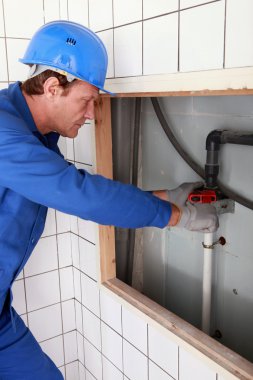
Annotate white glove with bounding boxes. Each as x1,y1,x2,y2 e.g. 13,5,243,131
167,182,203,207
176,203,219,233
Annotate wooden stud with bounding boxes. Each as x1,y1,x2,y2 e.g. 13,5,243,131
94,97,116,282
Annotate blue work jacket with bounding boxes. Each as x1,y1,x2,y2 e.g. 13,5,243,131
0,82,172,316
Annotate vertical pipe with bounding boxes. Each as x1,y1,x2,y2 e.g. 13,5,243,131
201,232,214,334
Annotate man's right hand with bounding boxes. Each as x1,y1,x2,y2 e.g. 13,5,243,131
175,202,219,233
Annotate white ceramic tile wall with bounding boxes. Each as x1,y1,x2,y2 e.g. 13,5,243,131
123,339,148,380
6,38,30,81
97,29,114,78
0,2,4,37
44,0,60,23
180,1,225,72
89,0,113,32
3,1,251,379
114,22,142,77
68,0,89,26
225,0,253,68
143,0,178,18
143,13,178,75
179,347,217,380
3,0,44,38
113,0,142,27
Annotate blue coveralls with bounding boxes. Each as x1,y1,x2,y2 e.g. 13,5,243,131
0,82,172,379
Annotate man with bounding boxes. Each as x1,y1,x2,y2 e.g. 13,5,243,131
0,21,218,379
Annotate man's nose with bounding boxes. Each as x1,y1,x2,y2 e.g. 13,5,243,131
84,101,95,120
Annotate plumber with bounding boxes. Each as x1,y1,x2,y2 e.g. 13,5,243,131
0,21,218,379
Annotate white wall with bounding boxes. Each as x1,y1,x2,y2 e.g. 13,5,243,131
1,0,251,379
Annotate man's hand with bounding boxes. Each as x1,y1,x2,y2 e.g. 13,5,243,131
175,203,219,233
167,182,203,206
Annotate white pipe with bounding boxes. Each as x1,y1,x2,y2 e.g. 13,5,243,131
201,232,214,334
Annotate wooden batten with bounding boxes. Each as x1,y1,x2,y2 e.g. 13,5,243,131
94,97,116,283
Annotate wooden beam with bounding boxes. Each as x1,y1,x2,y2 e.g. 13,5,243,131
101,88,253,98
94,97,116,282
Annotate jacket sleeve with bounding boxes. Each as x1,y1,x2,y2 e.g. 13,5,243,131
0,114,172,228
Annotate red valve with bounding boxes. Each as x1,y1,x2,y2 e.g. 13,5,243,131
188,189,217,204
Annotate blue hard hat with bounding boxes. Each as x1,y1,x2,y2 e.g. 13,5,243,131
19,20,113,94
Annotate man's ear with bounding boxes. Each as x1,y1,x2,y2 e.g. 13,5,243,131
43,77,63,100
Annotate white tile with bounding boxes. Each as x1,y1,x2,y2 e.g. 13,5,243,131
58,136,67,158
114,23,142,77
73,268,81,302
66,138,74,161
68,0,89,26
149,361,174,380
44,0,60,23
79,362,86,380
25,270,60,311
78,218,98,245
62,299,76,332
24,236,58,277
59,366,65,377
83,306,101,350
79,238,97,280
100,289,122,334
44,0,60,22
102,356,124,380
71,233,80,268
101,322,123,371
123,340,148,380
81,273,100,317
143,0,178,18
86,369,97,380
77,331,85,364
75,300,83,334
58,233,72,268
70,215,78,234
74,122,95,165
122,306,147,354
180,0,208,8
4,0,44,38
113,0,142,27
12,279,26,315
179,347,216,380
64,331,78,363
42,208,56,237
180,1,225,72
225,0,253,68
89,0,113,31
0,82,8,90
148,325,178,379
0,2,4,37
28,303,62,342
20,313,28,326
65,361,79,380
0,39,8,81
56,210,71,233
97,29,114,78
84,338,102,380
60,0,68,19
60,267,74,301
40,335,64,367
143,13,178,75
7,38,30,81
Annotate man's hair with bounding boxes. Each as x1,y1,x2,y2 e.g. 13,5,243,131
21,69,75,96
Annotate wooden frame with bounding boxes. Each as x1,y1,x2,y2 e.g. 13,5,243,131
94,92,253,380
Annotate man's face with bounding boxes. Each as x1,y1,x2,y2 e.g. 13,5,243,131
50,80,99,138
